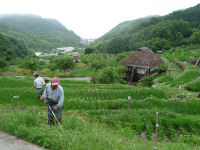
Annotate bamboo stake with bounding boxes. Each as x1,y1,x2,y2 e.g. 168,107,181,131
154,112,159,150
11,99,16,113
128,96,131,114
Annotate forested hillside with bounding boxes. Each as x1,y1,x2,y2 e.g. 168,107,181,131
92,4,200,53
0,33,31,61
0,14,83,50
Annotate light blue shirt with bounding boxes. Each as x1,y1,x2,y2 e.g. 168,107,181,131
44,83,64,107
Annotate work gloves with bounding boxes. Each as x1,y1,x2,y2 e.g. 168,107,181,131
53,105,59,111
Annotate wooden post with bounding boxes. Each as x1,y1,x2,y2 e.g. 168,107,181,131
195,58,200,67
128,96,131,114
11,99,16,113
168,70,171,76
154,112,159,150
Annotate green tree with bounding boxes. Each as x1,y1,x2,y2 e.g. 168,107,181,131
189,31,200,44
91,65,126,84
85,47,95,54
51,56,75,76
139,76,154,87
0,58,8,72
21,58,39,73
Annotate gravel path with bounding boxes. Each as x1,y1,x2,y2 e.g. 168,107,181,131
0,131,47,150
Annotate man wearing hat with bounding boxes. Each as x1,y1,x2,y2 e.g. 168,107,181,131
42,78,64,125
33,73,45,100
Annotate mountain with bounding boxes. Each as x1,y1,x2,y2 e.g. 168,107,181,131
97,15,159,42
0,32,30,61
0,14,83,50
92,4,200,53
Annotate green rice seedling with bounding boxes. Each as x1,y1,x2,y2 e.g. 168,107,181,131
1,75,200,148
170,70,200,87
67,67,96,77
158,75,174,83
0,77,32,88
185,79,200,92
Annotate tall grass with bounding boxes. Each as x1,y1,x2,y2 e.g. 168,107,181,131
157,76,174,83
0,107,193,150
1,76,200,148
67,67,96,77
170,70,200,87
185,78,200,92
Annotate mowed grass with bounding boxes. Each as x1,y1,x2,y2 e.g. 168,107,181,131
0,77,200,149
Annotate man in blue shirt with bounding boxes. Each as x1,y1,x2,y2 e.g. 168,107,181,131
33,73,45,100
42,78,64,125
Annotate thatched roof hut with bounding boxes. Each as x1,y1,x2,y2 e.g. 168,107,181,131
121,47,163,68
121,47,163,82
73,56,80,63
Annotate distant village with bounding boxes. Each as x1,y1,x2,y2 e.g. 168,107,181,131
35,47,83,57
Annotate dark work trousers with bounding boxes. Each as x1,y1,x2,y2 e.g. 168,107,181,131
47,99,62,125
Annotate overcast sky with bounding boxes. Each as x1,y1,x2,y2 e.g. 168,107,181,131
0,0,199,39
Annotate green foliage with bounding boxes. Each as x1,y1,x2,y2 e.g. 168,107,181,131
189,30,200,44
115,51,133,63
91,60,107,70
158,76,174,83
0,58,8,72
0,32,30,61
67,67,96,77
0,107,192,150
158,62,168,74
50,56,75,76
0,14,83,50
20,58,39,73
139,76,154,87
84,47,95,54
93,4,200,53
185,79,200,92
170,71,200,87
91,66,126,84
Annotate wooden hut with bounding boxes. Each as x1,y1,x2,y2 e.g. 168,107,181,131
121,47,163,82
73,56,80,63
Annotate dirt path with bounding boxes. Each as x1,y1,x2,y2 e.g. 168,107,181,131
14,76,91,81
0,131,47,150
58,77,91,81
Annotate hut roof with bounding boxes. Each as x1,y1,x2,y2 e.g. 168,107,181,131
121,47,163,68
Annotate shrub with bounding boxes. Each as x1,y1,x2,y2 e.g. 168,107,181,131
20,58,39,73
185,79,200,92
91,66,126,84
0,58,8,72
158,75,174,83
91,61,107,70
158,62,167,74
139,76,154,87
